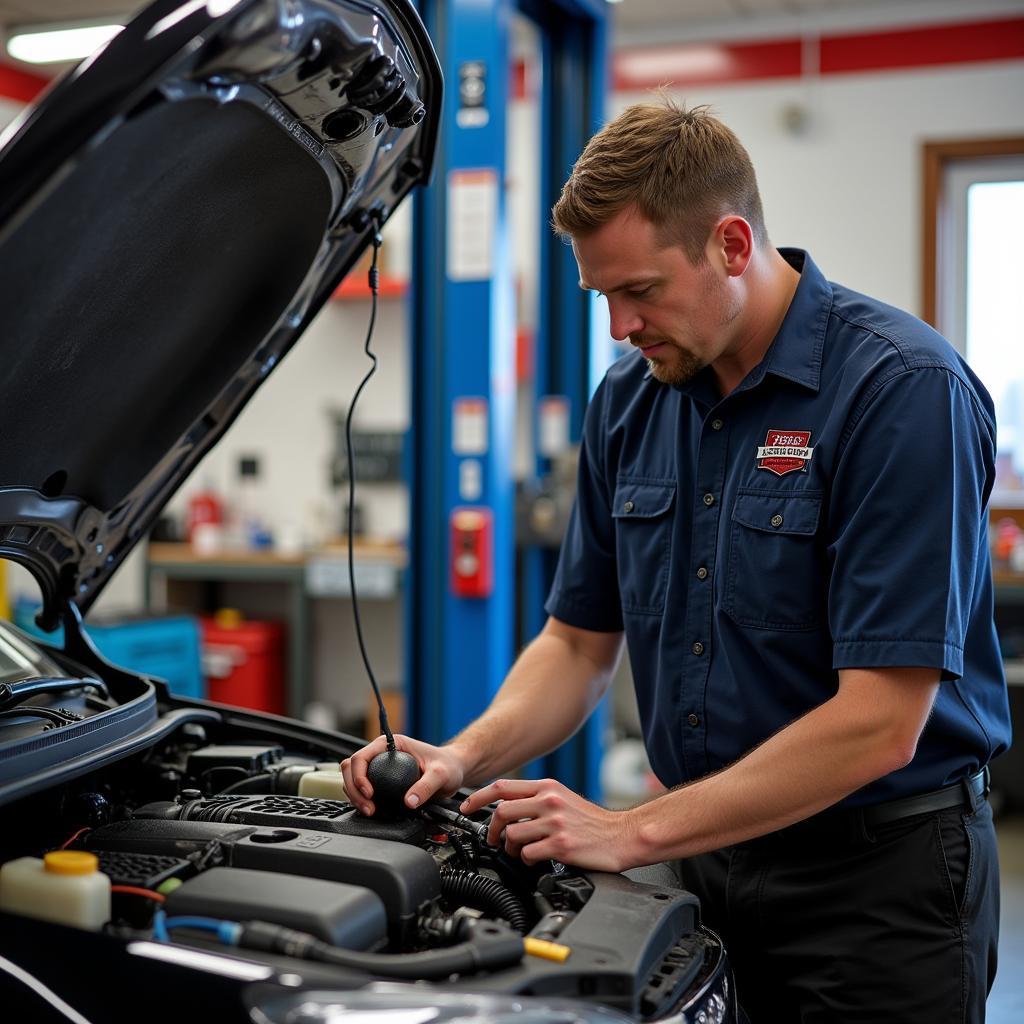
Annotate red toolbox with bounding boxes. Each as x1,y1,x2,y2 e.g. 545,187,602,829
201,613,285,715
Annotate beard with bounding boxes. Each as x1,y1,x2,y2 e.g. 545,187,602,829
639,260,740,386
642,344,704,386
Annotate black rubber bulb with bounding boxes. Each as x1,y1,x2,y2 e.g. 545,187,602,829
366,749,421,815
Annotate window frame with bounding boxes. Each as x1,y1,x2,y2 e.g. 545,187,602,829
922,136,1024,329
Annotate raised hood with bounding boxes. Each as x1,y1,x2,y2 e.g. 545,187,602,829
0,0,441,630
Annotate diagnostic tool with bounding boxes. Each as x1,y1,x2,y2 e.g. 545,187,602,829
343,221,422,812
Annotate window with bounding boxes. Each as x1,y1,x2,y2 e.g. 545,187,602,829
924,139,1024,501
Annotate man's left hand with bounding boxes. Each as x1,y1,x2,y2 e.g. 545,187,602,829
460,778,639,872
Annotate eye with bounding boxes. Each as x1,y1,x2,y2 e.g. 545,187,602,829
628,285,652,299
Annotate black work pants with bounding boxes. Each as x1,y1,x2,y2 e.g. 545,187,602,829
674,800,1000,1023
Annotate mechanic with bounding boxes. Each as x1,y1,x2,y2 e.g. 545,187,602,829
342,100,1010,1021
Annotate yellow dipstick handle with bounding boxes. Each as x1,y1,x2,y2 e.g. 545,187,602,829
523,937,571,962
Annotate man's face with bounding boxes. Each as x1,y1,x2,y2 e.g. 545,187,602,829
572,206,741,386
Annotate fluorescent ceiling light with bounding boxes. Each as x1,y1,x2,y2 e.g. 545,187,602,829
6,24,124,64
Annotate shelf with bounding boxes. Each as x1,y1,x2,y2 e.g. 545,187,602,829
147,543,305,567
331,275,407,301
147,541,406,570
995,571,1024,605
1005,660,1024,687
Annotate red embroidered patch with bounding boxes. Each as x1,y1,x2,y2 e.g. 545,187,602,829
756,429,814,476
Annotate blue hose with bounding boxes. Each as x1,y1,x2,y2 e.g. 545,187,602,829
160,915,241,946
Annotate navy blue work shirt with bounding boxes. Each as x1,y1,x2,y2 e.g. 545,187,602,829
546,249,1011,806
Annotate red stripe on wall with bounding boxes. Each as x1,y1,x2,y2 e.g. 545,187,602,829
821,17,1024,75
0,62,49,103
615,16,1024,92
614,38,801,91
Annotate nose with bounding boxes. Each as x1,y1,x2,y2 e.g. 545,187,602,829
607,298,643,342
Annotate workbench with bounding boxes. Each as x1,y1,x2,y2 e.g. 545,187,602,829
144,541,406,719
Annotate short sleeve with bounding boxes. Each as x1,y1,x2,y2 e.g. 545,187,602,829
544,379,625,632
827,366,996,679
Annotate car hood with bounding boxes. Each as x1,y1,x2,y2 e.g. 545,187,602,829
0,0,441,630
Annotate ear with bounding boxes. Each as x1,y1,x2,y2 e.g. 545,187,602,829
711,216,754,277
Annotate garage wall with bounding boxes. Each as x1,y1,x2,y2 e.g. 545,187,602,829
164,255,413,549
614,58,1024,319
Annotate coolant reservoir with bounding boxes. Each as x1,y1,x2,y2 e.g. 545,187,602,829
0,851,111,930
299,768,348,801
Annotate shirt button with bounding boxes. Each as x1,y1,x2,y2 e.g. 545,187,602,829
688,713,700,727
692,641,705,656
623,500,635,513
696,566,709,580
770,513,784,528
702,493,715,507
711,418,724,431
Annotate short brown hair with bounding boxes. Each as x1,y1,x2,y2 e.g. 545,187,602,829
551,99,768,262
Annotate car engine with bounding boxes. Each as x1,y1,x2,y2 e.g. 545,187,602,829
0,715,729,1022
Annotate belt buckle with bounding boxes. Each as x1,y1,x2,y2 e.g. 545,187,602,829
959,768,986,814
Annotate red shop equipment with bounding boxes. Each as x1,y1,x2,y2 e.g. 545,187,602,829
201,610,285,715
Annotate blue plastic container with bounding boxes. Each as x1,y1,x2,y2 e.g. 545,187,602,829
12,598,205,699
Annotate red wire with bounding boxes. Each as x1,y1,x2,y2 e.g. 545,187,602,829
59,827,91,849
110,885,166,903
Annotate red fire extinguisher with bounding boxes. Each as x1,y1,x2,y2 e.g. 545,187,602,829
450,507,493,598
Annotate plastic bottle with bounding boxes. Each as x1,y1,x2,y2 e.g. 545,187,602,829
187,481,224,543
234,456,273,549
0,851,111,930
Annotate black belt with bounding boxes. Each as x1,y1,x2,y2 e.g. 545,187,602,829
748,767,990,849
861,766,989,828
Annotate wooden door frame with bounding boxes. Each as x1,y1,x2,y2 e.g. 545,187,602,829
922,136,1024,327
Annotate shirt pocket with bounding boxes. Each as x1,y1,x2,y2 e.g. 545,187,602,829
612,477,676,616
723,489,824,630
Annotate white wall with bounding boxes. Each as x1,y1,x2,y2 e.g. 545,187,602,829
166,283,411,549
615,59,1024,316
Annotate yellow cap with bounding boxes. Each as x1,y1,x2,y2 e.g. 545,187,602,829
44,851,99,876
523,937,572,962
215,607,244,628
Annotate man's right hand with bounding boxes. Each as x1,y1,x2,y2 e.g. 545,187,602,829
340,734,468,816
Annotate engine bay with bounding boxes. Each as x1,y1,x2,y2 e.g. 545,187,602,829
0,714,723,1021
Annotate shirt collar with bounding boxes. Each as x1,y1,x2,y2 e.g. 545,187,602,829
758,248,831,394
660,248,832,402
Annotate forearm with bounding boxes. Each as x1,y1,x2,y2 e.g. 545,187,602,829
630,669,937,864
448,621,623,785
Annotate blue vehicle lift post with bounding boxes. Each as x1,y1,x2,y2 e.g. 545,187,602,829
406,0,610,798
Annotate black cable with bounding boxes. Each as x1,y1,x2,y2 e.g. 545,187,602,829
236,919,524,979
216,772,273,795
197,766,249,792
345,224,396,750
440,869,529,934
